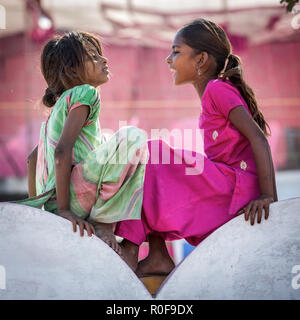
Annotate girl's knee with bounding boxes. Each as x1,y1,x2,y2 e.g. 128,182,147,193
122,126,147,144
147,139,168,152
27,146,38,164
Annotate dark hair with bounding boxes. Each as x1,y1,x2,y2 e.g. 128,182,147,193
178,19,270,136
41,31,103,108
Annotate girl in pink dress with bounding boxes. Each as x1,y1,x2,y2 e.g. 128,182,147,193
117,19,278,276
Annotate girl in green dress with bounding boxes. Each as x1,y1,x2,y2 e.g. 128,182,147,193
18,31,148,259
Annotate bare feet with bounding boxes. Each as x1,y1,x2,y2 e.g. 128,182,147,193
135,234,175,278
119,239,139,272
92,222,122,256
135,253,175,278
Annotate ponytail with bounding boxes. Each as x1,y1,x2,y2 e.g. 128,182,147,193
42,88,58,108
219,54,271,136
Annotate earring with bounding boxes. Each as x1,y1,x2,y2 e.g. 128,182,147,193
197,60,202,76
197,66,201,76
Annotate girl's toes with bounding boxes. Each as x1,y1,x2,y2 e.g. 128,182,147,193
118,249,124,258
111,241,116,251
114,243,121,254
108,240,114,248
113,243,122,256
110,241,118,252
113,243,118,252
116,245,122,256
105,239,112,248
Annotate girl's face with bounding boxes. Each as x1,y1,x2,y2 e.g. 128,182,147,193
84,46,110,87
166,33,199,85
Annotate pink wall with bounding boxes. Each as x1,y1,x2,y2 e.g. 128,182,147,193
0,33,299,177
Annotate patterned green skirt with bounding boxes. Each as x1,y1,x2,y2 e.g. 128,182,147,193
14,126,149,223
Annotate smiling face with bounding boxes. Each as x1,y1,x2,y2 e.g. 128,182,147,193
84,44,110,87
166,33,200,85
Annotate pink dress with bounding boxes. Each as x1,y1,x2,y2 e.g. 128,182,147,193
115,79,260,246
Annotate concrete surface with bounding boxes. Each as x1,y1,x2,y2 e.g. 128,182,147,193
156,197,300,300
0,203,152,300
1,198,299,300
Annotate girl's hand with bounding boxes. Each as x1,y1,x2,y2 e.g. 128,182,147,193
58,210,96,237
237,194,274,226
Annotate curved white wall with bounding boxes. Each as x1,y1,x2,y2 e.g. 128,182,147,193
1,198,299,300
0,203,152,300
156,198,300,300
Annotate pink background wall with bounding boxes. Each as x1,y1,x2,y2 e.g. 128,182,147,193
0,33,300,177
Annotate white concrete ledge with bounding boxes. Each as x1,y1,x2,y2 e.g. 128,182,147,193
0,203,152,300
1,198,299,300
156,198,300,300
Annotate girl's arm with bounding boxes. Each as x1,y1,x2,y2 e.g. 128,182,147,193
271,158,278,202
228,106,277,225
27,145,38,197
54,105,95,237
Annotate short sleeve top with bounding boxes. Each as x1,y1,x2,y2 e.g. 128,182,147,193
199,79,257,175
36,84,103,195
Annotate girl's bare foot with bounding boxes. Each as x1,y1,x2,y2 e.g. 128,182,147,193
119,239,139,272
135,253,175,278
135,234,175,278
92,222,122,256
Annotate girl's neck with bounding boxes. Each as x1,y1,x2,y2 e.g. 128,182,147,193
193,75,216,100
